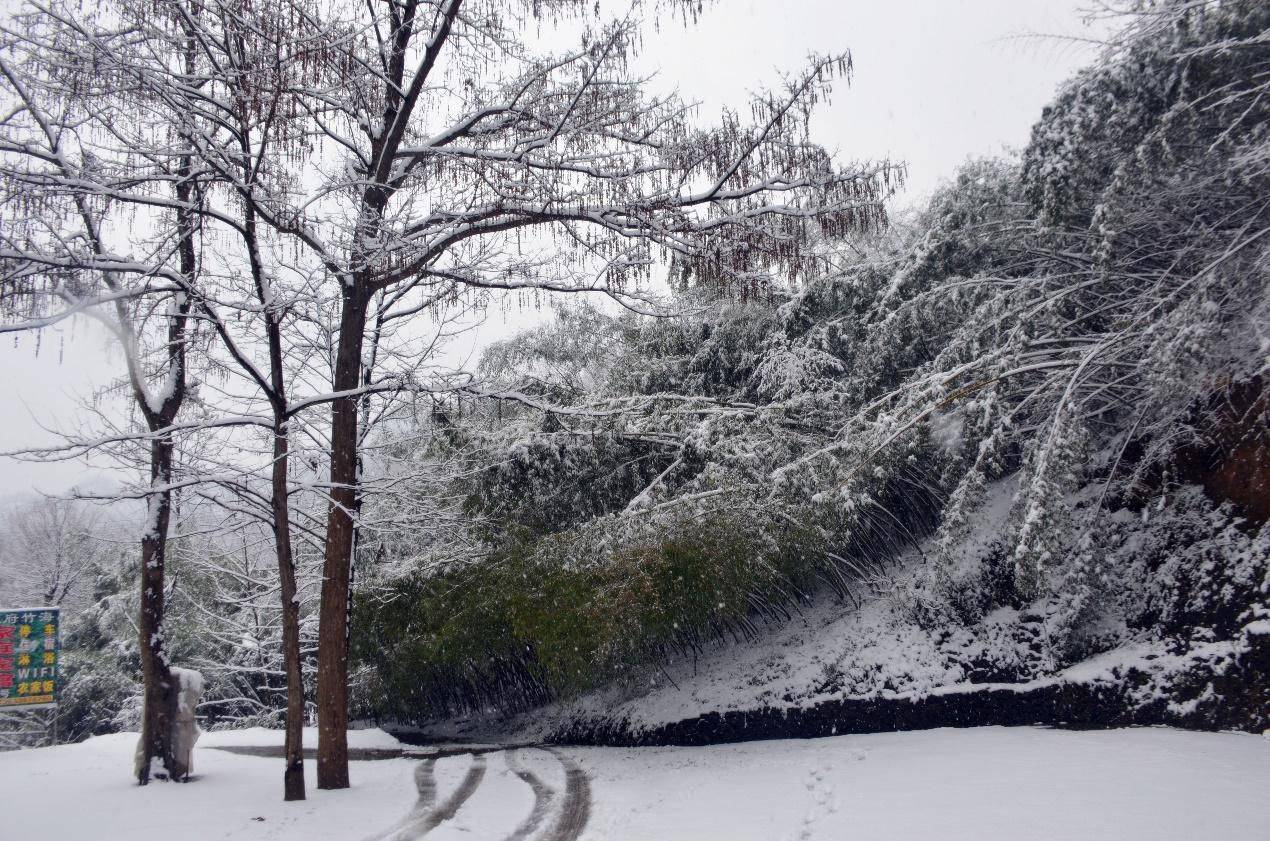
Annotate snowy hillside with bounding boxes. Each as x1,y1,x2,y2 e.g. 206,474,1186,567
361,0,1270,739
398,479,1267,745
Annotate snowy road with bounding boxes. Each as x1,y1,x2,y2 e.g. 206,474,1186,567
208,741,594,841
2,726,1268,840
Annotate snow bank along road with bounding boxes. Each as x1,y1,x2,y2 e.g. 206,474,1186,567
0,726,1266,840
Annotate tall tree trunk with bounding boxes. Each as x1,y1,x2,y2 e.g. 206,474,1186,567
241,186,308,801
137,437,183,784
136,139,196,784
272,423,306,800
316,283,370,790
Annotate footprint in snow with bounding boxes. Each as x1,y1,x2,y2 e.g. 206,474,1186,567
795,763,838,841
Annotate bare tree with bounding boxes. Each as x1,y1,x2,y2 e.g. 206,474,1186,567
187,0,894,788
3,0,898,793
0,0,352,794
0,3,205,783
0,497,109,610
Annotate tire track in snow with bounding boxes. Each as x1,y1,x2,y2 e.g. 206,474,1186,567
367,745,589,841
538,748,591,841
362,757,437,841
419,753,487,835
412,758,439,814
499,749,555,841
365,753,486,841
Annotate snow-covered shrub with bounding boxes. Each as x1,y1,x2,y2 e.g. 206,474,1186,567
356,0,1269,724
51,562,143,741
1120,490,1268,639
852,0,1270,628
469,431,677,538
357,506,825,719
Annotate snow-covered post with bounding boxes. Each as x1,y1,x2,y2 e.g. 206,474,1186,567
133,667,202,782
169,668,203,779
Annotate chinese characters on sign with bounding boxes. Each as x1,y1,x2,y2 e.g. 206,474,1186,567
0,608,59,708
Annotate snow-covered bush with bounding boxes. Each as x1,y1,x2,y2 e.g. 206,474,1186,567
356,0,1268,725
358,505,828,718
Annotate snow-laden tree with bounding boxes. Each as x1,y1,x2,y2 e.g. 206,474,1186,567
158,506,320,732
0,2,210,781
847,0,1270,617
0,498,111,610
0,497,128,749
138,0,894,788
358,0,1269,721
2,0,900,790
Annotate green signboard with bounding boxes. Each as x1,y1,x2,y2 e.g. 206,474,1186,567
0,607,59,709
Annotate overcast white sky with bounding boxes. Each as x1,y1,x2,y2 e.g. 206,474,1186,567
0,0,1110,498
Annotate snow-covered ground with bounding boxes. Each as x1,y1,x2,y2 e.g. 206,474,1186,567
198,725,406,751
576,727,1270,841
0,730,418,840
1,726,1266,840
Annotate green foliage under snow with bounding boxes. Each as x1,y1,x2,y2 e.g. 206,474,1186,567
358,0,1270,724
